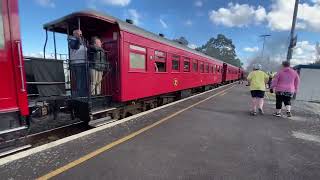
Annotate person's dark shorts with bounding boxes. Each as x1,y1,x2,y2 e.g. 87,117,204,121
250,90,265,98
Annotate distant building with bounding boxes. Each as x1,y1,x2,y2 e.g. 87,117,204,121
294,64,320,102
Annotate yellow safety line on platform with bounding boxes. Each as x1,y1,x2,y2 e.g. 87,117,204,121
37,85,234,180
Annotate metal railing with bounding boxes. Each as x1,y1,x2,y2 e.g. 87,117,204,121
68,59,112,101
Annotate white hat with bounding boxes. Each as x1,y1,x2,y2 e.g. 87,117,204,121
253,64,262,70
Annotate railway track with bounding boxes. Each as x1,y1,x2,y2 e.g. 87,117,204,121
0,121,91,157
25,121,92,147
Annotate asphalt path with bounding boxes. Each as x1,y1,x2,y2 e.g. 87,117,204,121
53,86,320,180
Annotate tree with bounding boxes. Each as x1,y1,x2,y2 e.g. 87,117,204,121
173,36,189,46
196,34,242,67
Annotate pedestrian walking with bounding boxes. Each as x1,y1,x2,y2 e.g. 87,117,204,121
271,61,300,117
247,64,269,116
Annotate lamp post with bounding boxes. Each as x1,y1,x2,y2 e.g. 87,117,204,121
260,34,271,60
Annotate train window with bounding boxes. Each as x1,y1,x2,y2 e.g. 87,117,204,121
205,63,209,73
0,2,4,49
154,50,166,72
210,65,214,73
130,52,146,71
193,60,198,72
155,62,166,72
200,62,204,73
155,50,166,61
184,58,190,72
172,55,180,71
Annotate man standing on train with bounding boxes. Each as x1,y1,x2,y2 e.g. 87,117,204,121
69,29,88,97
87,36,107,95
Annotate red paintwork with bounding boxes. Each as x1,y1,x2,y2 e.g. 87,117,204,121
0,0,28,116
118,31,227,102
225,64,241,82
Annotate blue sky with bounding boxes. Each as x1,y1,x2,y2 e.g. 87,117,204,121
20,0,320,66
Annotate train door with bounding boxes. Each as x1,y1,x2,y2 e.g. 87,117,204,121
222,63,227,83
0,0,28,131
103,38,119,99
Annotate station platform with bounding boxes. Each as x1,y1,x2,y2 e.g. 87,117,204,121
1,84,320,180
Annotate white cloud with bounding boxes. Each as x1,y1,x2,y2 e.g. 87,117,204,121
291,41,317,65
244,46,259,52
188,44,197,49
185,20,193,26
267,0,320,31
209,3,267,27
100,0,130,6
35,0,55,8
208,0,320,32
255,6,267,22
194,0,203,7
160,19,168,29
128,9,141,25
298,1,320,31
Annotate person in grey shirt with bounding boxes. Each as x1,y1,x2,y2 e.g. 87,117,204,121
68,29,88,97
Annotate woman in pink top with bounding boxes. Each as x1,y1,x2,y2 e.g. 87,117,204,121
271,61,300,117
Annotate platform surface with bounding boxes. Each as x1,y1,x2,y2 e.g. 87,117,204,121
1,84,320,180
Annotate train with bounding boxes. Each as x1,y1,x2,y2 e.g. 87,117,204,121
0,0,244,149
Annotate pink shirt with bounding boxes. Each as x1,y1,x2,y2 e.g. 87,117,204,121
271,67,300,93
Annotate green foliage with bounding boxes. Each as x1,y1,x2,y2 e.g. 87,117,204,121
196,34,242,67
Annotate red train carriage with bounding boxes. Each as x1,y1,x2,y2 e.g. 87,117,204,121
44,11,228,101
43,10,241,121
225,64,241,83
0,0,28,136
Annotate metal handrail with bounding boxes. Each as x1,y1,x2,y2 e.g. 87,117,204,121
16,40,26,92
27,82,66,85
69,60,112,97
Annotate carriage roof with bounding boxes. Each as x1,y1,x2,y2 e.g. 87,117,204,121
44,10,231,65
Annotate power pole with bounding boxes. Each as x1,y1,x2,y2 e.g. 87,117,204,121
260,34,271,60
287,0,299,63
316,42,320,62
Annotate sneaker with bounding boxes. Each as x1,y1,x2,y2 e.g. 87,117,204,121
273,112,281,117
287,111,292,117
250,111,257,116
258,108,264,115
